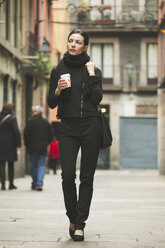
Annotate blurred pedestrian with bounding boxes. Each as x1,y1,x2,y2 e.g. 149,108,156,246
24,105,53,191
47,137,60,174
0,103,21,190
47,29,102,241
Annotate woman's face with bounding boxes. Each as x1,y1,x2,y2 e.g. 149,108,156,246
67,33,88,56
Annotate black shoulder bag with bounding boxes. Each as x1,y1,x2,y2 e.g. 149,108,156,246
84,66,113,150
98,109,113,149
89,94,113,149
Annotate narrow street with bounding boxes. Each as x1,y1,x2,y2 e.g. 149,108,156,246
0,169,165,248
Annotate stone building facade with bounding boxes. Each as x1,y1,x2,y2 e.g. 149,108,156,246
68,0,158,170
0,0,53,176
158,0,165,175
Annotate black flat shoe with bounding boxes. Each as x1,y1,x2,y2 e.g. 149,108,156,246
69,228,75,240
73,230,84,242
9,185,17,190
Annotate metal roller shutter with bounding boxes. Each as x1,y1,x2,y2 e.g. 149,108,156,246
120,117,157,169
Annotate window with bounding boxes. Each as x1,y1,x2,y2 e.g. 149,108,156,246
35,0,39,35
5,0,10,40
12,80,17,109
14,0,18,47
47,1,51,42
90,0,114,21
145,0,157,21
140,38,157,87
91,43,113,84
3,75,9,103
147,43,158,85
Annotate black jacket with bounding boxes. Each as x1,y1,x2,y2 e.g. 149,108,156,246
24,114,53,154
47,62,102,119
0,114,21,161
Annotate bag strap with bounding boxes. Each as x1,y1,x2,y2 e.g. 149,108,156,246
0,114,11,127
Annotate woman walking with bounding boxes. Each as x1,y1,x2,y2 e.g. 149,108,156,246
0,103,21,190
47,29,102,241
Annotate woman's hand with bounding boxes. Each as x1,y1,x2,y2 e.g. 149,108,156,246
55,79,67,96
86,61,95,76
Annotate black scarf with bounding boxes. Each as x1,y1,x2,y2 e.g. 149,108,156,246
63,51,91,99
63,51,90,67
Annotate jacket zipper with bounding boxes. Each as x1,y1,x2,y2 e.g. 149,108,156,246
81,81,85,117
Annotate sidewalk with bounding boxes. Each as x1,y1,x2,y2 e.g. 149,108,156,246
0,169,165,248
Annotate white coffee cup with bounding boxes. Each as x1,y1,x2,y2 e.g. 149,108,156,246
60,73,71,88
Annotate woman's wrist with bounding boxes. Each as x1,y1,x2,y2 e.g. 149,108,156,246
89,72,95,76
86,61,95,76
55,87,61,96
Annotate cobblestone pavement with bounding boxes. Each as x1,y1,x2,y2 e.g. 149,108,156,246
0,169,165,248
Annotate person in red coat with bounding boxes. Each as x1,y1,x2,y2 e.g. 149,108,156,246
48,138,60,174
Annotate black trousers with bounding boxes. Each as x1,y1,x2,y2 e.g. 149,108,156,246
8,161,15,186
0,161,15,186
58,117,101,230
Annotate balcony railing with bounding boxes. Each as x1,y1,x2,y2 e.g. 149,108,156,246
100,65,158,89
76,4,158,28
